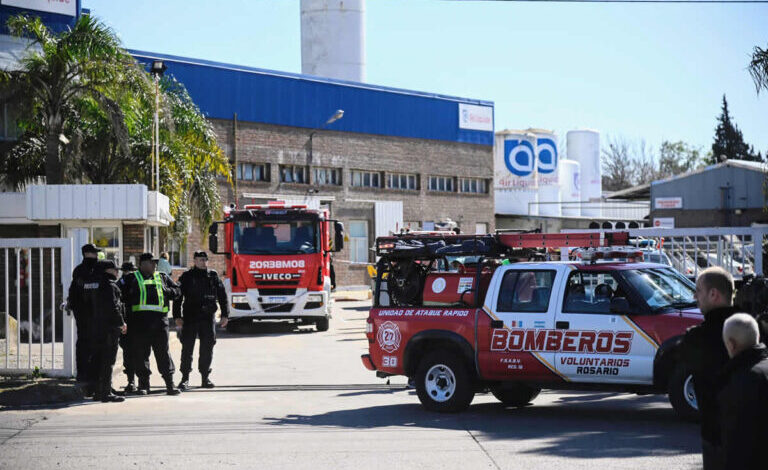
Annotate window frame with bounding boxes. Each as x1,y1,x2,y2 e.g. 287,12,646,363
459,177,488,194
428,175,455,193
312,167,341,186
280,165,308,184
387,172,418,191
350,170,382,189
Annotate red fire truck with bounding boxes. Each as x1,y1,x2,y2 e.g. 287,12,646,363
208,202,344,331
362,231,702,419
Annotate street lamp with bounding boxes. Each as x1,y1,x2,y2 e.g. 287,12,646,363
149,60,167,191
308,109,344,165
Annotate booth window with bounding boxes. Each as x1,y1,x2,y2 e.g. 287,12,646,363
349,220,369,263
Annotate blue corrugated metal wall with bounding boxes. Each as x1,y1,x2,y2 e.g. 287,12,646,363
131,50,494,146
0,1,81,35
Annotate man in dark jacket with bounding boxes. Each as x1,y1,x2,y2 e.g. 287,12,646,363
89,260,127,403
174,251,229,390
117,261,138,393
681,267,738,469
120,253,181,396
67,243,102,391
718,313,768,470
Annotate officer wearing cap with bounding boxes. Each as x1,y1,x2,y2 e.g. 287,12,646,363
89,260,127,402
117,261,138,393
120,253,181,395
66,243,102,394
174,251,229,390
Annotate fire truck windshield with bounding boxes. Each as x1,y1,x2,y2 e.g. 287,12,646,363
233,220,318,255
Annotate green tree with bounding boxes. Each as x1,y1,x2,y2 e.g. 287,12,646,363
710,95,760,164
658,140,701,178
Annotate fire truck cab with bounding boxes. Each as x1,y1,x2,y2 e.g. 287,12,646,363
209,202,344,331
362,231,702,419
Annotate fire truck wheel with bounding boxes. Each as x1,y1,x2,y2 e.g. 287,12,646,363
315,317,330,332
490,383,540,407
415,350,474,412
668,363,700,422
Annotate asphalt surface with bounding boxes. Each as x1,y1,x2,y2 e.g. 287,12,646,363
0,300,701,469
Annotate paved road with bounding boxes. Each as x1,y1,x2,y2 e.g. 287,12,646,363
0,300,701,469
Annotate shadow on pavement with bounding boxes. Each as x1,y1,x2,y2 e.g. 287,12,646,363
217,321,318,338
262,394,699,459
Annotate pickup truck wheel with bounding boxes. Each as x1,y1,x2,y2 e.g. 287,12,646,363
415,350,474,412
315,317,330,332
491,383,541,407
668,363,700,422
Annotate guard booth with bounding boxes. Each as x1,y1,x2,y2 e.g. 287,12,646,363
0,184,173,377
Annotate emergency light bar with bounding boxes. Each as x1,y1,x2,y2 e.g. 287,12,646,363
242,203,308,210
571,246,645,263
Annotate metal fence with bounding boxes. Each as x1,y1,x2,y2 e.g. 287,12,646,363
0,238,75,377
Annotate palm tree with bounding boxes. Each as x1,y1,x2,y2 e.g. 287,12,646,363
749,45,768,94
2,14,132,184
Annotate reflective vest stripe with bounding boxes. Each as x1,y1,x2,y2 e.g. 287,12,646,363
132,271,168,313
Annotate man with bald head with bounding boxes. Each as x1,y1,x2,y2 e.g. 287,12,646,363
681,267,738,469
718,314,768,470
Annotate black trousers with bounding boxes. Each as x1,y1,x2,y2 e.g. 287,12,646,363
74,311,94,382
91,336,118,397
118,333,134,379
130,313,175,380
180,319,216,376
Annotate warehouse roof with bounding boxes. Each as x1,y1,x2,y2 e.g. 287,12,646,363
130,50,495,146
651,159,767,187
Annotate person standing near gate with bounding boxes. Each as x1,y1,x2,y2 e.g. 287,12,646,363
174,251,229,390
89,260,127,402
117,261,138,393
120,253,181,396
67,243,101,395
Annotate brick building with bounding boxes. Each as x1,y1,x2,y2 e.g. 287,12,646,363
132,51,496,286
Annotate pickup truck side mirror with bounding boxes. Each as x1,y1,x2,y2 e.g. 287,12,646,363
610,297,631,314
333,221,345,252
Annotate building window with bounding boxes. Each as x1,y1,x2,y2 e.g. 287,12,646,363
423,221,435,231
350,170,381,188
475,223,488,234
0,103,20,141
428,176,455,192
387,172,418,191
237,163,270,182
313,167,341,186
168,237,187,268
280,165,308,184
349,220,369,263
404,221,421,231
459,177,488,194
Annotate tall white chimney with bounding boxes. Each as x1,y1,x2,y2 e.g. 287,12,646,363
300,0,365,82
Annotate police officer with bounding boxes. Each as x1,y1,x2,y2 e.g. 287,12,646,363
67,243,101,394
117,261,138,393
174,251,229,390
120,253,181,396
89,260,127,402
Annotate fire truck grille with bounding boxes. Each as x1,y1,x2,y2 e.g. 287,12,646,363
260,303,294,313
257,288,297,296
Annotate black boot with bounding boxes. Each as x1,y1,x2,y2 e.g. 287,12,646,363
124,374,136,394
201,374,215,389
102,393,125,403
164,376,180,396
137,377,149,395
177,374,190,392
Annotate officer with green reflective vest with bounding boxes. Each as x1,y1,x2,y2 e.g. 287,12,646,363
120,252,181,396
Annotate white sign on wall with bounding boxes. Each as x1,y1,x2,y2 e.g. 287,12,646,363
458,103,493,132
1,0,76,17
653,217,675,228
655,197,683,209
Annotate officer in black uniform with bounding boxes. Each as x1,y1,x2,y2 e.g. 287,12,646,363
67,243,101,392
120,253,181,396
89,260,127,402
174,251,229,390
117,261,138,393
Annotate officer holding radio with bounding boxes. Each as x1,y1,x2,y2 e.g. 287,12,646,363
173,251,229,390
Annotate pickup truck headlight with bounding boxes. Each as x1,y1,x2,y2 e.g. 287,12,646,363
307,294,324,303
231,295,249,305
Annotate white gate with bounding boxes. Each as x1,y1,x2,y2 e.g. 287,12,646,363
0,238,75,377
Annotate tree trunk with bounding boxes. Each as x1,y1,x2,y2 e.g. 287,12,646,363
45,116,63,184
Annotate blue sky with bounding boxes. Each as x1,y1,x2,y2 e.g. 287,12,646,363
85,0,768,156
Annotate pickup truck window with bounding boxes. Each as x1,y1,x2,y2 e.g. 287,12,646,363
620,267,696,311
562,271,624,314
497,270,556,313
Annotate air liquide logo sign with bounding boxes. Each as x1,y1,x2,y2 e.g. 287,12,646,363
536,137,558,174
504,139,536,177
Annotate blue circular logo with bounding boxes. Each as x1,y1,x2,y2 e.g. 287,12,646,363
504,139,535,177
537,138,558,175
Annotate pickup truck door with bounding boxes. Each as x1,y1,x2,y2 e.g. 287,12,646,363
477,265,566,382
553,267,653,384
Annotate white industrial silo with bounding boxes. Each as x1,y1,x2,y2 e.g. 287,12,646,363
528,128,560,217
300,0,366,82
566,129,601,217
559,159,581,217
494,130,539,216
